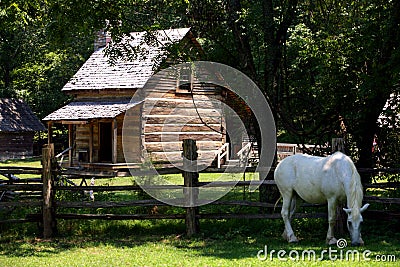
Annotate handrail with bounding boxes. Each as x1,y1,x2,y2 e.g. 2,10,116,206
236,142,252,167
56,146,73,159
217,143,229,168
56,146,73,169
236,142,251,157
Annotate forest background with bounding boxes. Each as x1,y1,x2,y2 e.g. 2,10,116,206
1,0,399,180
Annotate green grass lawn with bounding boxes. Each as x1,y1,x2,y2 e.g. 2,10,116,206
0,158,42,168
0,158,399,266
0,218,399,267
0,158,42,180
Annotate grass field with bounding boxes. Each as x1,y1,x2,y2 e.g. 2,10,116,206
0,157,42,168
1,218,399,266
0,158,399,266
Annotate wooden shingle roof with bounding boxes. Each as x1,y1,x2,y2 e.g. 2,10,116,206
63,28,191,91
43,99,143,122
0,98,46,132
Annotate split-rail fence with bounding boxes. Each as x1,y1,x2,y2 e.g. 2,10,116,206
0,141,399,238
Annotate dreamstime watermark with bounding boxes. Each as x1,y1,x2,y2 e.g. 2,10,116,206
257,239,396,262
122,61,276,207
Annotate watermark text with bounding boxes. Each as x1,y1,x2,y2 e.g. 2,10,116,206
257,239,396,262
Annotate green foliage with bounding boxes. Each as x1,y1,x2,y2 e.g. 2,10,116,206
13,50,77,118
0,0,94,118
1,0,400,169
378,125,400,168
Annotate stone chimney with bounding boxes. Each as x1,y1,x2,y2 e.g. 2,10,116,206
94,29,112,51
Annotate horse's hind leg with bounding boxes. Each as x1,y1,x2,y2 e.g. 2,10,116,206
289,194,297,219
281,193,298,243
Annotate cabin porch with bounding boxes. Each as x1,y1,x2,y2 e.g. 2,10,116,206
44,99,143,169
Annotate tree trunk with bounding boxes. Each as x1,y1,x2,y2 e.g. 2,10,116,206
258,0,298,205
226,0,257,81
356,96,388,183
354,1,400,183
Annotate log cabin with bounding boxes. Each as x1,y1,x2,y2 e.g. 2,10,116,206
43,28,231,169
0,98,46,160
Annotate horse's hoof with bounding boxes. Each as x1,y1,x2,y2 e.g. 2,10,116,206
288,235,299,243
327,238,338,246
282,231,288,241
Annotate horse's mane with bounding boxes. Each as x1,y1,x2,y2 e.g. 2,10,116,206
348,161,363,220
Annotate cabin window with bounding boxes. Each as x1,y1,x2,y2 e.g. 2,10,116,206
176,65,193,94
99,122,112,162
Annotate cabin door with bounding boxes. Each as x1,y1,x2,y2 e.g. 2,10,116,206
99,122,112,162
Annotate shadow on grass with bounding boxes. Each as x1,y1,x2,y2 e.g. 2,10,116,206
1,217,399,262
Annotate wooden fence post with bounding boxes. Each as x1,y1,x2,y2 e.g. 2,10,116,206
182,139,199,237
332,138,346,154
332,138,346,236
42,143,57,238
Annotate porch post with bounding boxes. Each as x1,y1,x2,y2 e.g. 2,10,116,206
68,124,73,167
89,122,93,163
112,118,117,164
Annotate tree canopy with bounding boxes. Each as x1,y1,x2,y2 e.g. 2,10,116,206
1,0,399,173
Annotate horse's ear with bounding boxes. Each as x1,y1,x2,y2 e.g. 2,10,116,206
343,208,352,214
360,203,370,213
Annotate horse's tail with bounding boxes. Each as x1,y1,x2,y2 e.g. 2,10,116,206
274,196,282,213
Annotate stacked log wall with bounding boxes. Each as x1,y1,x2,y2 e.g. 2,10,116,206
120,105,142,163
142,78,225,165
0,133,35,160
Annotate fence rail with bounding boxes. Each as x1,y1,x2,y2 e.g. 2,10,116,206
1,142,399,238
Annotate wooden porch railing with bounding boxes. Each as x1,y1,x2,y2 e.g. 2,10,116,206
237,142,251,167
216,143,229,168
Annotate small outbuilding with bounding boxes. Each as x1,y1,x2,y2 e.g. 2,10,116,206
0,98,46,160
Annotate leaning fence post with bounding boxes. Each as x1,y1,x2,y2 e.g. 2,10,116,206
42,143,57,238
183,139,199,237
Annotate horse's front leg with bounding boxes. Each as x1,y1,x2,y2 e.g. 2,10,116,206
326,199,338,245
281,195,298,243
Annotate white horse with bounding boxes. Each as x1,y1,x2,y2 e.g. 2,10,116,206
274,152,369,246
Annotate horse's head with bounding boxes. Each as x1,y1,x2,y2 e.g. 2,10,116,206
343,203,369,246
